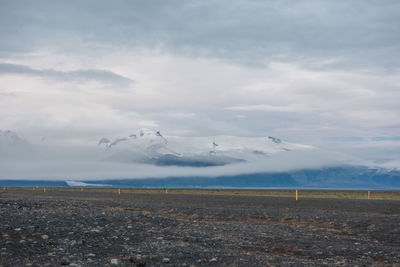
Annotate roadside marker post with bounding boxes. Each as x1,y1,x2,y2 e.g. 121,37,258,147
118,188,121,195
81,188,83,192
43,188,46,193
296,189,298,201
3,186,5,191
368,191,371,200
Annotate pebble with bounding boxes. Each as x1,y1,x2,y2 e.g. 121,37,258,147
41,235,49,240
209,257,218,262
162,257,170,263
61,256,70,265
110,258,119,265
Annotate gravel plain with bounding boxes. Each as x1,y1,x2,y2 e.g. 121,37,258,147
0,189,399,266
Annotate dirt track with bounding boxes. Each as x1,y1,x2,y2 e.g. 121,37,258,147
1,189,399,266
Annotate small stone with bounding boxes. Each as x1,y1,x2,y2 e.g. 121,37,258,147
162,257,170,263
41,235,49,240
209,257,217,262
61,256,70,265
15,228,21,232
87,253,95,257
110,258,119,265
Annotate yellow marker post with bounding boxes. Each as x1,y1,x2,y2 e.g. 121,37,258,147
43,188,46,193
296,189,298,201
81,188,83,192
165,189,168,194
3,186,5,191
118,188,121,195
368,191,371,200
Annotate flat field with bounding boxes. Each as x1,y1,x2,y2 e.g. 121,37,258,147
0,188,399,266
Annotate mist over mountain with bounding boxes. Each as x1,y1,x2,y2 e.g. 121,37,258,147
97,128,313,167
0,129,398,188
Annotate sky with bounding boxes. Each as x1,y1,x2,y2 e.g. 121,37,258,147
1,0,400,178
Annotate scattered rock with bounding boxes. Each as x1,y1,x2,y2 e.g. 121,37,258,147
61,256,70,265
110,258,119,265
209,257,217,262
136,261,146,267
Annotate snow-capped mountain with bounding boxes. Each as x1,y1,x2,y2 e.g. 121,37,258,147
0,130,32,157
0,130,28,147
99,128,314,166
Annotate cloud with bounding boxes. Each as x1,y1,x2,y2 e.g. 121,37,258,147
1,1,400,69
225,104,314,112
0,145,350,180
0,63,133,86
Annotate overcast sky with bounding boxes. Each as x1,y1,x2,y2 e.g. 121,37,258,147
1,0,400,167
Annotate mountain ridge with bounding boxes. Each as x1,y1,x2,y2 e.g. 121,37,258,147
98,128,314,166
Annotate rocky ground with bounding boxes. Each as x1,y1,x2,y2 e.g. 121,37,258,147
0,189,399,266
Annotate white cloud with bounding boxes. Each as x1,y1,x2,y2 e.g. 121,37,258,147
225,104,314,112
0,149,350,180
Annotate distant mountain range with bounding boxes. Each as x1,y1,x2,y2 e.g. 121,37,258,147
98,128,313,166
1,167,399,189
81,166,400,189
1,129,399,189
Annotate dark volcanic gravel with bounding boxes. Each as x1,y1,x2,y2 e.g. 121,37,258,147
1,189,399,266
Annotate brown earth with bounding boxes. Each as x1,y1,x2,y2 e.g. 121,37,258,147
0,189,399,266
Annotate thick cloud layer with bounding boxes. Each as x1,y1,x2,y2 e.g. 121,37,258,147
0,0,399,179
1,0,399,69
0,63,133,86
